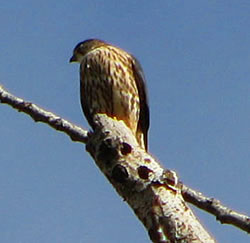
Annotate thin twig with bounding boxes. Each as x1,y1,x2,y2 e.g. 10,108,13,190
0,85,88,143
182,184,250,233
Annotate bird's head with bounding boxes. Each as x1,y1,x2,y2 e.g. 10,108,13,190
69,39,106,63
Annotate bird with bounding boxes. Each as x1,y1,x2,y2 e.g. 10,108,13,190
70,39,150,151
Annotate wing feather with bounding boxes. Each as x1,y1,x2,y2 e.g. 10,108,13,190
131,56,150,150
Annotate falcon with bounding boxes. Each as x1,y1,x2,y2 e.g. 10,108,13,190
70,39,150,151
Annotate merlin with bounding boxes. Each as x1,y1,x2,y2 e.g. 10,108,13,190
70,39,150,151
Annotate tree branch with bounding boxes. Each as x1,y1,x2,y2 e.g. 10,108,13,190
1,85,249,241
182,185,250,233
85,114,215,242
0,85,88,144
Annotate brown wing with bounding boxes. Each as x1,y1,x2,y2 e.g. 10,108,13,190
131,56,150,150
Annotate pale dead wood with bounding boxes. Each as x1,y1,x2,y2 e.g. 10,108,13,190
86,114,215,242
0,85,88,143
1,85,249,241
182,185,250,234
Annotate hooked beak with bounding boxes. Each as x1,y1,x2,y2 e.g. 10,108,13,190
69,55,77,63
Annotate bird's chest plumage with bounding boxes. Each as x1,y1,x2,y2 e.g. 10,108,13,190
80,49,140,132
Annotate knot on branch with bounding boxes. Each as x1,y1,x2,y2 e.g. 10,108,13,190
112,164,129,183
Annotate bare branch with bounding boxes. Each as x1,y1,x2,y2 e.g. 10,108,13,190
182,185,250,234
86,114,216,242
0,85,88,143
1,85,249,240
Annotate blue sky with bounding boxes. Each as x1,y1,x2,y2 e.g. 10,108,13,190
1,1,250,242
